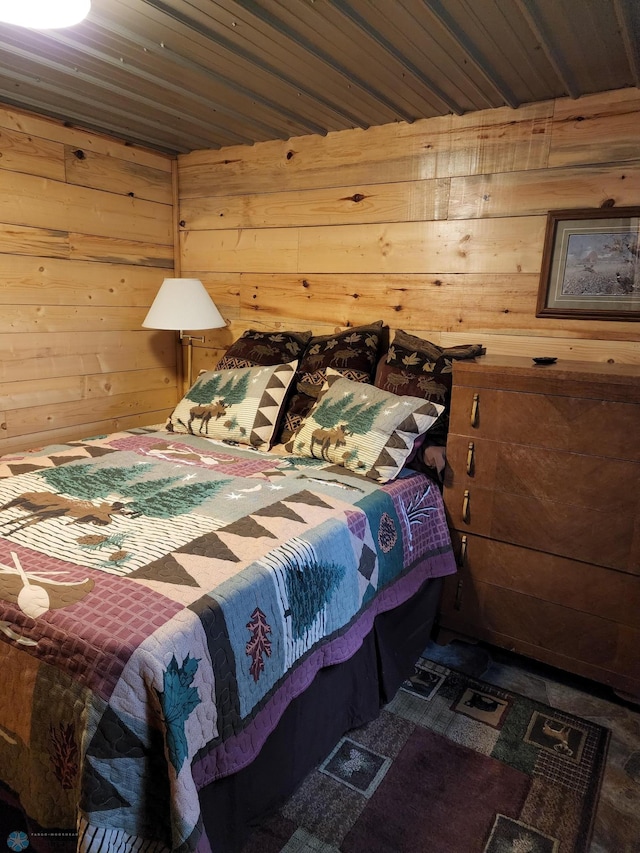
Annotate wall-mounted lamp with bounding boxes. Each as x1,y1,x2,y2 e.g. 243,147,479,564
0,0,91,28
142,278,225,387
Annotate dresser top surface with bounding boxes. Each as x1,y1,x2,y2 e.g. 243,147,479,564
452,355,640,401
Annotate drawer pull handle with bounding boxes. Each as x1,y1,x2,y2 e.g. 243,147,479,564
470,393,479,427
458,534,468,567
466,441,475,476
462,490,470,523
455,536,468,608
454,578,463,611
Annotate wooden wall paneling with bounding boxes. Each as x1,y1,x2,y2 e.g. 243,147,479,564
0,305,149,334
0,224,172,267
0,104,172,171
237,273,538,332
0,170,172,244
181,272,640,343
438,101,553,178
6,388,178,437
191,346,228,377
179,101,553,199
448,162,640,219
0,256,166,306
549,88,640,167
181,228,299,273
179,117,449,197
0,224,68,259
0,331,176,382
200,325,640,367
64,146,174,205
183,218,546,276
0,368,174,411
4,369,176,411
179,178,451,230
68,235,173,267
0,411,175,456
191,323,640,372
0,125,65,180
178,86,639,369
432,331,640,363
0,100,176,453
296,217,546,274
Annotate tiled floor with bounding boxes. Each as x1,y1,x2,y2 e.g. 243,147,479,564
423,640,640,853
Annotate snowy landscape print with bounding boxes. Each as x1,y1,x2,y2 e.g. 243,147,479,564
562,229,639,297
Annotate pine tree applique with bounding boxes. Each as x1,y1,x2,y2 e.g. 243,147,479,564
156,653,201,773
49,722,79,789
246,607,272,682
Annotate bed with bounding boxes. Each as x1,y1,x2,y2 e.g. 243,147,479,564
0,420,456,852
0,322,476,851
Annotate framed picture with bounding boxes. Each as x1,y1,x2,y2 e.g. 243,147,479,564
536,207,640,320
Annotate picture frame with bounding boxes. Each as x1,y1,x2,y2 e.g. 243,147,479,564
536,207,640,320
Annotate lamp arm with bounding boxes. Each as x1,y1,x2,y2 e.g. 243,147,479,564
179,331,205,388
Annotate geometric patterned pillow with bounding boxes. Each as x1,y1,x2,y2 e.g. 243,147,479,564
167,362,297,449
285,370,444,483
215,329,312,369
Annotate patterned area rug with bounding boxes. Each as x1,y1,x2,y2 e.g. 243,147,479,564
241,657,610,853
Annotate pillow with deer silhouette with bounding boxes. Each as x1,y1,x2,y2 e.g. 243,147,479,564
374,330,484,445
278,321,387,444
216,329,312,370
167,362,297,448
284,369,444,483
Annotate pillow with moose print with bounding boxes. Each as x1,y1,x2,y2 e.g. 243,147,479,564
285,370,444,483
167,362,297,448
216,329,312,370
278,321,386,443
375,330,484,445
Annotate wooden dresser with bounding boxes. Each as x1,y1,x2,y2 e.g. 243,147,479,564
439,355,640,699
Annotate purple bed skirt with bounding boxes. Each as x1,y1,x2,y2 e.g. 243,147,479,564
200,575,443,853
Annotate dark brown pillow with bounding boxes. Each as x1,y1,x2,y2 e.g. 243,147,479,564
278,321,387,443
375,330,484,445
216,329,312,370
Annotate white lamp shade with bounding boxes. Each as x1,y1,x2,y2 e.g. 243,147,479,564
0,0,91,28
142,278,225,331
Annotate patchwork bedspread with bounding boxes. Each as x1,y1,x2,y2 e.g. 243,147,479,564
0,428,456,852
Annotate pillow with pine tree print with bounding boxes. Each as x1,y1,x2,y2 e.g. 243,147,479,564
167,362,297,448
285,370,444,482
277,321,388,444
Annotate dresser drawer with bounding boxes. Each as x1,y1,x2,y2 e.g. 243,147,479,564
444,482,639,573
439,577,640,695
445,532,640,628
445,433,640,515
448,385,640,461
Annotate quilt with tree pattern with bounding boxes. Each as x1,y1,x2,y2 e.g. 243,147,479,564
0,427,455,852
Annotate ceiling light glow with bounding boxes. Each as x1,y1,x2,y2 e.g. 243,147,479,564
0,0,91,29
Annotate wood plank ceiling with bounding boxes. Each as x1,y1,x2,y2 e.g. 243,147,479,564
0,0,638,154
